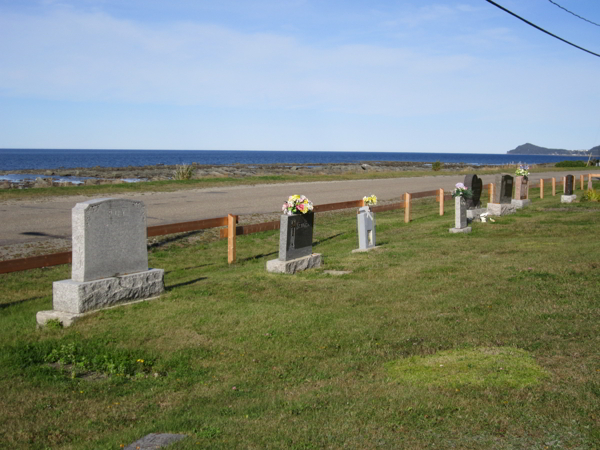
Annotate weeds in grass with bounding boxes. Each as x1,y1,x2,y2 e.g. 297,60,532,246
173,164,194,180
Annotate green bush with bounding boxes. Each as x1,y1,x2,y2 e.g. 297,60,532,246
174,164,194,180
555,160,587,168
432,160,443,171
581,188,600,202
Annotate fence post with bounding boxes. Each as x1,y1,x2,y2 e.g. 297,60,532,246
488,183,494,203
540,179,544,199
552,178,556,196
227,214,237,264
404,193,411,223
439,188,444,216
589,174,593,190
563,176,566,194
580,174,584,191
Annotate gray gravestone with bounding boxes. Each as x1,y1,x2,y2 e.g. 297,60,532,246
357,206,376,250
279,212,314,261
463,174,482,209
37,198,164,327
449,196,471,233
565,175,574,195
494,174,513,204
124,433,186,450
72,198,149,282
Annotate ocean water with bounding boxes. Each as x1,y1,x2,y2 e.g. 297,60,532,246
0,149,590,172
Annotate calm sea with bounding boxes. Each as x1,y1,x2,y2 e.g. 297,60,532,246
0,148,590,171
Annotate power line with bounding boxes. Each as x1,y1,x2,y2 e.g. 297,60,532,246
485,0,600,58
547,0,600,28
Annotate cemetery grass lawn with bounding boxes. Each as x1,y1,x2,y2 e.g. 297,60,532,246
1,184,599,449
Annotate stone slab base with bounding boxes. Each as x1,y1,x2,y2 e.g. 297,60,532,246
511,199,531,209
487,203,516,216
52,268,165,314
37,295,162,328
352,245,382,253
267,253,322,274
561,195,577,203
449,227,472,234
466,208,487,220
124,433,187,450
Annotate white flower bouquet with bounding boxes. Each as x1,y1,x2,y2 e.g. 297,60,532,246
451,182,473,199
515,164,530,179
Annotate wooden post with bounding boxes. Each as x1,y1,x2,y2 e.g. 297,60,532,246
540,178,544,199
589,174,593,190
439,188,444,216
488,183,494,203
552,178,556,196
404,193,411,223
580,174,584,191
227,214,237,264
563,176,566,194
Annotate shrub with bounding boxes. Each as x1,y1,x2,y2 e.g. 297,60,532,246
432,161,443,171
174,164,194,180
581,189,600,202
555,160,586,168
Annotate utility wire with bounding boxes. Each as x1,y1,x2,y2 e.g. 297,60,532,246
485,0,600,58
547,0,600,28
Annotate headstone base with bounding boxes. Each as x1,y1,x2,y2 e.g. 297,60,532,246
487,203,516,216
352,245,382,253
466,207,487,222
511,199,531,209
48,269,164,316
267,253,322,274
561,195,577,203
124,433,187,450
449,227,472,234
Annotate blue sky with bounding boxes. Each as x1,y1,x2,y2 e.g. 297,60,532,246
1,0,599,153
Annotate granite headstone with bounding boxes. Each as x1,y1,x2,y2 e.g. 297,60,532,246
463,174,482,209
494,174,514,204
565,175,574,195
72,198,149,282
357,206,376,250
279,212,314,261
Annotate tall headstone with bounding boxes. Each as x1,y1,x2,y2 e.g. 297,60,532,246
512,176,531,209
463,174,482,209
564,175,574,195
354,206,378,252
267,212,322,274
37,198,164,327
561,174,577,203
449,197,471,233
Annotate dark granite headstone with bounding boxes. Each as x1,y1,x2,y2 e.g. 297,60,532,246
279,212,314,261
463,174,482,208
495,174,513,204
565,175,574,195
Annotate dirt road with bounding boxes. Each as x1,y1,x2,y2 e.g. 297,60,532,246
0,171,587,247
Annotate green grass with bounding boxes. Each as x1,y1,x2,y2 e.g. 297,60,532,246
1,183,599,449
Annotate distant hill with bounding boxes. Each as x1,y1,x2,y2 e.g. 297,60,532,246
507,143,600,156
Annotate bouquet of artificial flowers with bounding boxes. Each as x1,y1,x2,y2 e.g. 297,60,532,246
282,195,314,215
515,164,529,179
451,182,473,199
363,194,377,206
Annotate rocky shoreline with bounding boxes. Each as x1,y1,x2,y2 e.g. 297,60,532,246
0,160,500,189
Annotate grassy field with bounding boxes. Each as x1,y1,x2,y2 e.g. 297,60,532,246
1,183,599,449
